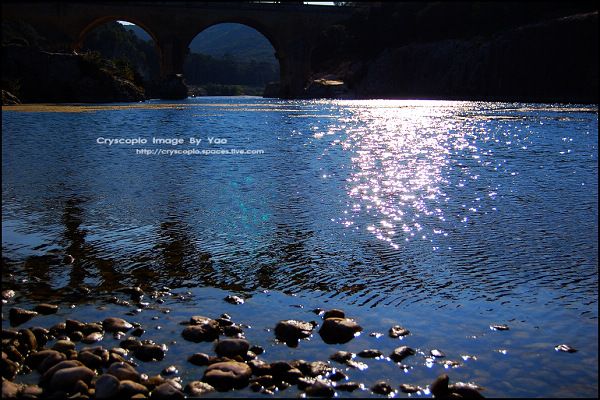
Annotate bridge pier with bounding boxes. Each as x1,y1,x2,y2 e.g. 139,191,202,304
277,36,313,99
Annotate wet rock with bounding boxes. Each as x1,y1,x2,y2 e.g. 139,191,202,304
189,316,212,325
120,337,142,350
161,365,178,376
555,344,578,353
215,338,250,359
247,359,270,376
187,352,211,366
389,325,410,338
322,309,345,319
105,362,141,382
268,360,293,379
224,295,244,305
2,289,16,300
39,360,84,387
2,380,20,397
117,286,145,301
329,350,355,363
9,307,38,326
490,324,509,331
131,326,145,337
49,322,67,337
318,318,363,344
249,345,264,355
134,343,166,362
431,349,446,358
103,317,133,333
290,359,312,376
400,383,421,393
78,351,103,370
51,339,76,354
69,331,84,342
150,381,185,399
274,320,314,343
431,374,485,398
304,378,335,397
330,370,347,381
358,349,383,358
49,365,94,393
4,345,24,365
202,361,253,391
308,361,333,378
37,350,67,374
33,303,59,315
181,320,220,342
336,381,362,392
18,329,38,353
184,381,215,397
30,327,49,348
81,332,103,344
119,380,149,397
66,319,87,333
389,346,416,362
95,374,121,398
371,380,394,395
222,324,244,337
82,322,104,335
21,384,44,398
2,358,19,380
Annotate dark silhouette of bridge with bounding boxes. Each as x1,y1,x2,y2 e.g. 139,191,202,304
2,1,355,98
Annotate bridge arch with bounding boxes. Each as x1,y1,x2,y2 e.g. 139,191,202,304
75,16,158,54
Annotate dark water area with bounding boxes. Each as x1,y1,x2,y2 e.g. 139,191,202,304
2,98,598,397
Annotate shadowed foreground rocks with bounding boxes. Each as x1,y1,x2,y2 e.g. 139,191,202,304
2,44,146,104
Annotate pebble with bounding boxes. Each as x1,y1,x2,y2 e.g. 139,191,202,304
33,303,59,315
555,344,578,353
181,320,220,342
371,380,394,395
215,338,250,358
224,294,245,305
318,317,363,344
274,319,314,343
389,325,410,338
49,365,95,393
389,346,416,362
9,307,38,326
95,374,121,398
103,317,133,333
358,349,383,358
184,381,215,396
202,361,253,391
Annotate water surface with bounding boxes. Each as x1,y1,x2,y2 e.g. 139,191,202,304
2,98,598,397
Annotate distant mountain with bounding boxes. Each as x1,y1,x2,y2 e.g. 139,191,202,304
122,22,277,67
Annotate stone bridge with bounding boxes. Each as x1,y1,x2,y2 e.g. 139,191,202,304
2,1,355,98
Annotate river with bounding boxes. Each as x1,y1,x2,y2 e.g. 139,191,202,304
2,98,598,397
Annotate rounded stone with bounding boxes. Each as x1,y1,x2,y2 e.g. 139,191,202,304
371,380,393,395
318,318,363,344
95,374,121,399
51,339,76,354
389,325,410,338
105,362,140,382
184,381,215,397
181,320,220,342
187,352,210,366
37,350,67,374
103,317,133,333
9,307,38,327
134,343,166,362
389,346,416,362
81,332,104,344
215,339,250,359
304,378,335,397
119,380,149,397
39,360,84,387
202,361,253,391
33,303,59,315
49,366,95,393
150,382,185,399
274,320,314,342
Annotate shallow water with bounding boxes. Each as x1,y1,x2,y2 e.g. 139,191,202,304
2,98,598,397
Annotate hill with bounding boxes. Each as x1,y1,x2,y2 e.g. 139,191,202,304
123,22,277,67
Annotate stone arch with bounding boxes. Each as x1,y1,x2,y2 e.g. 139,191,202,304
74,16,159,54
186,17,284,92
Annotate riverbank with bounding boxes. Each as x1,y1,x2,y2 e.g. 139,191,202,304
2,283,595,398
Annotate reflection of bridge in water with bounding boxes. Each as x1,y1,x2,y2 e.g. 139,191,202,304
2,2,355,98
